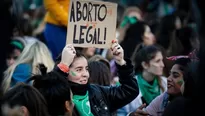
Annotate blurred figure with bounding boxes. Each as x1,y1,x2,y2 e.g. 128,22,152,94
156,13,183,77
156,13,182,56
43,0,70,59
111,21,156,82
0,0,17,91
28,64,73,116
89,55,110,70
75,47,96,59
0,83,49,116
176,26,199,55
2,40,54,93
117,6,143,43
118,45,166,116
121,21,156,59
104,6,143,61
88,61,111,86
6,37,26,67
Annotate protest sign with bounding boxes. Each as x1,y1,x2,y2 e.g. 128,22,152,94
66,0,117,48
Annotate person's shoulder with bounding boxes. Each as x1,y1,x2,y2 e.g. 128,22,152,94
160,76,167,83
160,76,167,80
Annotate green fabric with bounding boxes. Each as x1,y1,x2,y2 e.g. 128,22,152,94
23,0,43,10
164,3,169,15
137,74,160,104
72,91,94,116
120,16,138,28
11,41,24,51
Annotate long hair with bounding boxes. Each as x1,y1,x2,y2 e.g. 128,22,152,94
28,64,72,116
0,83,49,116
2,40,54,93
88,61,111,86
120,21,148,58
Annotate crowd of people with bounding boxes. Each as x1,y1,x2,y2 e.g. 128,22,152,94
0,0,205,116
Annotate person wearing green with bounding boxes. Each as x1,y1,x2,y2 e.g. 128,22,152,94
137,74,161,104
72,91,94,116
56,42,139,116
117,45,167,116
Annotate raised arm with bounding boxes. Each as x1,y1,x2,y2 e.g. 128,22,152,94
99,40,139,112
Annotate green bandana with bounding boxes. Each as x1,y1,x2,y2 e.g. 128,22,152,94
10,41,24,51
120,16,138,28
72,91,94,116
137,74,160,104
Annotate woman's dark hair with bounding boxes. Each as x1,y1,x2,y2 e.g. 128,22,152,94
173,58,191,74
88,61,111,86
176,27,198,55
27,64,72,116
120,21,148,58
132,45,162,74
0,83,49,116
183,61,198,99
156,14,178,50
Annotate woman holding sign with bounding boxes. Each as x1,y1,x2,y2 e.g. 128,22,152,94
55,40,139,116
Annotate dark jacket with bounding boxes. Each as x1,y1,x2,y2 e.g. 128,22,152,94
56,59,139,116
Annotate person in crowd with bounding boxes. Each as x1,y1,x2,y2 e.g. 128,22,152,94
43,0,70,59
130,58,191,116
0,0,17,94
27,64,73,116
75,47,96,59
88,61,111,86
0,83,49,116
111,21,156,83
2,40,54,93
156,13,183,77
55,41,139,116
88,55,111,70
121,21,156,59
117,6,143,44
176,26,199,55
118,45,167,116
6,37,27,67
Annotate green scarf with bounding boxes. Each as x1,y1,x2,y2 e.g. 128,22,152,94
72,91,94,116
120,16,138,28
137,74,160,104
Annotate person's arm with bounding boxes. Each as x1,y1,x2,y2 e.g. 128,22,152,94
44,0,69,26
53,44,76,76
101,59,139,112
97,40,139,112
127,93,164,116
145,93,164,116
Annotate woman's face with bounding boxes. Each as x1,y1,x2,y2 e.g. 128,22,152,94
6,49,21,67
145,52,164,76
67,57,89,84
143,26,156,46
167,64,184,95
